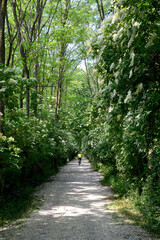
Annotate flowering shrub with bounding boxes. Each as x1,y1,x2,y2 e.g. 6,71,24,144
83,0,160,232
0,109,77,196
0,67,20,110
0,134,22,196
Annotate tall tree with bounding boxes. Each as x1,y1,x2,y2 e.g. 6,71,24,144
11,0,30,115
33,0,47,116
5,9,17,67
0,0,7,133
95,0,105,21
55,0,71,121
11,0,47,116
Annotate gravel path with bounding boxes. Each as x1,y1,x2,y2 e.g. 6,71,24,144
0,158,155,240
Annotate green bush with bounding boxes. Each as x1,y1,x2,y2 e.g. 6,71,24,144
82,0,160,234
1,109,77,196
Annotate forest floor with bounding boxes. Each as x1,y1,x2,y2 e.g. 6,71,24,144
0,158,157,240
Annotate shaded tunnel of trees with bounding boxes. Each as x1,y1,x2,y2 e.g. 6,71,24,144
0,0,160,234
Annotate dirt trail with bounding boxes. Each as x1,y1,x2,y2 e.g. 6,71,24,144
0,158,155,240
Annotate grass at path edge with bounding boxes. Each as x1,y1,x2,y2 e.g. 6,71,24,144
91,162,160,239
0,168,59,227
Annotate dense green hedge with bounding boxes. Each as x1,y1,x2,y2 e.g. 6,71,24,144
82,0,160,233
0,110,77,198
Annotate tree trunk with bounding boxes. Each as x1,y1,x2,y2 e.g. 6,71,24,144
20,68,25,109
5,10,17,66
96,76,99,90
20,84,23,109
55,0,70,121
25,66,30,116
0,100,4,133
12,1,30,116
84,59,92,95
95,0,105,21
33,0,43,116
26,87,30,117
0,0,7,133
55,76,63,121
55,44,66,121
0,0,6,65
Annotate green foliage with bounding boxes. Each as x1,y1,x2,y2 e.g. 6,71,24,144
82,0,160,233
1,0,159,234
0,103,78,224
0,67,19,109
0,134,22,197
1,0,100,225
100,165,130,197
0,106,78,224
0,106,77,197
0,186,35,225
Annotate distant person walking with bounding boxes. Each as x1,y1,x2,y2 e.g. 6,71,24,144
78,153,82,165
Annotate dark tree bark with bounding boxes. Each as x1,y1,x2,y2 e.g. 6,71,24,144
55,0,70,121
0,0,7,65
95,0,105,21
84,59,92,95
0,0,7,133
55,59,64,121
33,0,44,116
12,1,30,116
5,10,17,66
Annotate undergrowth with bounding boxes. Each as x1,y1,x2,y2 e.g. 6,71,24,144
0,168,58,226
0,187,35,226
94,162,160,237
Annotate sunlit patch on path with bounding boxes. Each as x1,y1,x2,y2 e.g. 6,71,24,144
0,158,154,240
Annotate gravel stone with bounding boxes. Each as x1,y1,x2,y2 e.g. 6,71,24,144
0,158,156,240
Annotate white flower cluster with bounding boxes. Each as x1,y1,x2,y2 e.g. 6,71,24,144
9,78,17,84
128,31,135,48
112,8,126,24
8,136,15,142
115,78,119,84
98,19,106,33
113,27,124,42
112,11,120,24
129,69,133,78
0,80,5,84
124,90,132,103
145,33,157,48
133,21,141,28
0,88,6,92
4,68,14,74
108,81,112,86
110,62,115,71
114,71,120,78
127,20,141,48
110,89,117,99
108,106,113,113
130,52,135,66
135,83,143,94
